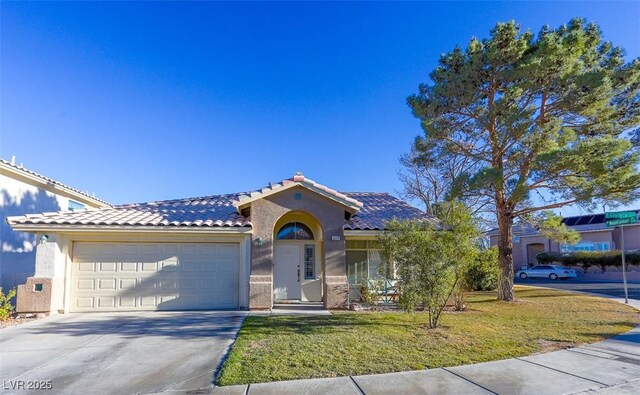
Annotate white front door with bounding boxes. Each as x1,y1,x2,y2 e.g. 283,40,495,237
274,244,301,300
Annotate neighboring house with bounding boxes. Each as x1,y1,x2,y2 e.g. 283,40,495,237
489,210,640,270
7,172,430,313
0,158,110,293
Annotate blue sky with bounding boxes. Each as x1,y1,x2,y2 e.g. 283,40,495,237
1,1,639,216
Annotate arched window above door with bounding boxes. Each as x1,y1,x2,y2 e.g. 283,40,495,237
276,222,314,240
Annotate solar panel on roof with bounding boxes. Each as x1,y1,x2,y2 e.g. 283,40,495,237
563,217,579,226
589,214,605,224
574,215,592,225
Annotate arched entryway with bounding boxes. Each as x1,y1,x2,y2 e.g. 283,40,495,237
273,211,323,302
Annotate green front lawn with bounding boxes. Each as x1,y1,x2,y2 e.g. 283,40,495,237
218,286,639,385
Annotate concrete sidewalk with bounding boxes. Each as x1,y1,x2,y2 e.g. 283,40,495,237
193,290,640,395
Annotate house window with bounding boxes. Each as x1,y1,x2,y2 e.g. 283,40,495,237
573,242,595,252
276,222,314,240
304,244,315,279
561,244,573,253
597,242,610,251
346,250,368,284
68,200,85,211
346,240,384,283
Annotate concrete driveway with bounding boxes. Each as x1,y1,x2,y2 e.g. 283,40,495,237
0,311,247,394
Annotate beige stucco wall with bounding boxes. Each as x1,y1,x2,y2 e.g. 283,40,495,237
612,224,640,250
248,185,349,309
577,230,614,245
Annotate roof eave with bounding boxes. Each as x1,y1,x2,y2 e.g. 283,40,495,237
6,223,253,234
344,229,383,237
0,161,111,208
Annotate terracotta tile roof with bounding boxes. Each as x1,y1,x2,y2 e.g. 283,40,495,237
7,194,251,228
7,191,429,230
0,158,110,207
344,192,432,230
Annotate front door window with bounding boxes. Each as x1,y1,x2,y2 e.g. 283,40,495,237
304,245,315,280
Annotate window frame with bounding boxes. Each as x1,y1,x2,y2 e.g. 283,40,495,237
346,240,384,284
303,244,316,280
276,222,314,240
68,200,85,211
573,241,596,252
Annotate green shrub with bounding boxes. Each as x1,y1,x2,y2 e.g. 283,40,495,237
463,247,499,291
537,251,640,272
0,287,17,321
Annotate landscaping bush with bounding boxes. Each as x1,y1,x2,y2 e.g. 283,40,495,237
379,203,479,328
537,251,640,272
464,247,499,291
0,287,17,321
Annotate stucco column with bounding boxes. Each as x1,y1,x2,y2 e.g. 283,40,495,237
16,235,66,314
322,230,349,309
249,200,275,309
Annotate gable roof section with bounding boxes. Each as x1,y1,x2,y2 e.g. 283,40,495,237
235,173,363,214
0,158,110,208
7,192,428,232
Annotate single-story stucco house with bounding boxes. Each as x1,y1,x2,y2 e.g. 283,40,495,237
1,157,110,293
7,172,430,314
489,210,640,270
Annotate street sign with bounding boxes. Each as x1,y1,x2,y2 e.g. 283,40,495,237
605,211,637,219
605,217,637,227
605,211,638,227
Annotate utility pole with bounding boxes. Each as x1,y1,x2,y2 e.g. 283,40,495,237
604,211,636,304
621,225,628,304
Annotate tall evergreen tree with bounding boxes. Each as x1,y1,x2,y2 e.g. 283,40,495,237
408,18,640,301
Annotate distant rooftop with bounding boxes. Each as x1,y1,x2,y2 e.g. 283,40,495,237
488,209,640,236
0,157,111,207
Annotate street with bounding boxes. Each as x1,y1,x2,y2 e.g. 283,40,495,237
515,278,640,300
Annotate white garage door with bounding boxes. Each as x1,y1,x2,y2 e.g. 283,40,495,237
71,242,239,312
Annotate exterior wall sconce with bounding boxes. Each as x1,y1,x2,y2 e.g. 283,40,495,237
253,237,264,247
40,234,49,244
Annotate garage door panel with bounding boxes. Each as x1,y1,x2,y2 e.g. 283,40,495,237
99,262,117,272
78,262,95,272
97,297,115,308
140,296,157,307
120,262,137,272
72,242,239,312
119,297,136,308
77,279,95,290
141,262,157,272
98,279,117,290
77,297,94,308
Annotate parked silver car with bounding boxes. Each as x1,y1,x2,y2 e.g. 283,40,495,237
516,265,577,280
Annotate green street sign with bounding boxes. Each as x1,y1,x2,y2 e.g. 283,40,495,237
606,217,637,227
605,211,637,220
